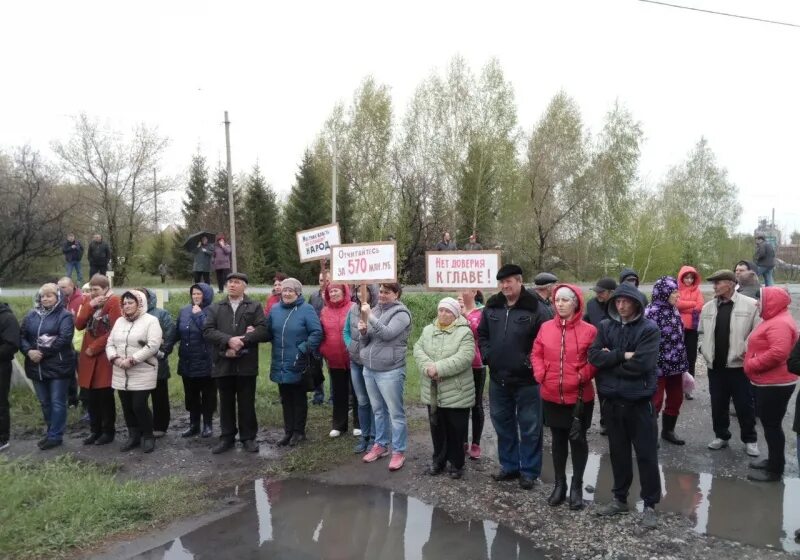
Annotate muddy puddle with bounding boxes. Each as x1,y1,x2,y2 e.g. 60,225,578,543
130,478,545,559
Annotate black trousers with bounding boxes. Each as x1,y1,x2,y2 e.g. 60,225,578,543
330,367,351,432
0,369,10,442
89,264,107,278
428,406,470,471
279,382,308,436
754,384,796,474
149,378,171,432
604,398,661,507
684,329,699,376
215,269,230,292
470,367,486,445
217,375,257,442
118,389,154,438
88,387,116,436
708,367,757,443
182,376,217,424
193,271,211,284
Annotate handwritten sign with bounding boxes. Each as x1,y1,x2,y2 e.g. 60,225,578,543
331,242,397,283
425,251,501,290
296,223,341,263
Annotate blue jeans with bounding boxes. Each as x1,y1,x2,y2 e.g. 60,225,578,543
489,379,543,478
757,265,774,287
65,261,83,283
350,362,374,439
32,378,70,442
363,366,407,453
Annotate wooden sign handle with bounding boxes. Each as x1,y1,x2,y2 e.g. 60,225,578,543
360,283,369,323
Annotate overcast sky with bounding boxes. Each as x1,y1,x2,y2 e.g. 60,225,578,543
2,0,799,238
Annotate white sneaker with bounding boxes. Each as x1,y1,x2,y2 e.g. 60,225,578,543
745,442,760,457
353,428,362,437
707,438,728,450
329,430,341,438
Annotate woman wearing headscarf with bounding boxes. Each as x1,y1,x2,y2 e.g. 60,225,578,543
744,287,798,482
19,283,76,450
532,284,597,509
175,283,216,438
319,282,353,438
676,266,704,397
414,297,475,478
267,277,323,447
459,289,486,459
645,276,690,446
106,290,163,453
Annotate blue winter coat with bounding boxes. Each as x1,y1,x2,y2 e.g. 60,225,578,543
19,291,75,381
145,288,176,380
267,296,322,384
176,283,215,378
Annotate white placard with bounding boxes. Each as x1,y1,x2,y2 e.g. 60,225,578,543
425,251,501,290
331,242,397,283
295,223,341,263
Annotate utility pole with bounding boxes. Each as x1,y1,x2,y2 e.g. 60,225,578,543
224,111,237,272
153,168,159,232
332,136,337,223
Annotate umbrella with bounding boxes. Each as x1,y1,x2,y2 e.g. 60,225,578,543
183,230,216,251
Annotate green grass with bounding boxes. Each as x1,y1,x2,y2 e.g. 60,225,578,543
0,454,207,560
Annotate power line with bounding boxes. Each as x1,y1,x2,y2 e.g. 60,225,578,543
638,0,800,29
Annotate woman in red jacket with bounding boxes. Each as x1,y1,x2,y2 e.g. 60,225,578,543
532,284,597,510
743,287,798,482
676,266,704,397
319,283,353,438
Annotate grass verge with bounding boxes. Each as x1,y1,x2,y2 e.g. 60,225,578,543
0,454,207,560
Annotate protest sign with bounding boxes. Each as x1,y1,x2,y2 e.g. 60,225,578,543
425,251,501,290
331,242,397,283
295,223,341,263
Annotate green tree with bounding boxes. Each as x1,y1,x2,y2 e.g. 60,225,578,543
241,164,280,282
146,230,173,275
172,154,209,279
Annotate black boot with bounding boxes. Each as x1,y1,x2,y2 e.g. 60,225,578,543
181,413,200,438
201,423,213,438
661,414,685,445
569,477,584,510
120,430,141,452
277,432,292,447
142,437,156,453
547,477,567,506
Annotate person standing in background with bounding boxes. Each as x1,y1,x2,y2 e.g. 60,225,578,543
211,234,232,294
62,233,84,283
87,234,111,278
753,235,776,287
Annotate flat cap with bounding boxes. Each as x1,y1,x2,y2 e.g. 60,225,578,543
496,264,523,280
707,269,736,282
533,272,558,286
226,272,249,284
592,277,618,292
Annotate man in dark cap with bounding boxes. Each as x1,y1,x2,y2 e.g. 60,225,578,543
203,272,269,454
584,277,617,328
530,272,557,319
478,264,550,490
699,269,760,457
619,268,640,287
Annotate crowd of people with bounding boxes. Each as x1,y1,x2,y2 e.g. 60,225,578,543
0,232,797,532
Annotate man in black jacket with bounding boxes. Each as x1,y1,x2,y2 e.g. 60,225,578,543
87,234,112,277
203,272,269,454
589,283,661,529
583,276,618,435
753,235,776,286
0,302,21,451
62,233,84,283
478,264,549,490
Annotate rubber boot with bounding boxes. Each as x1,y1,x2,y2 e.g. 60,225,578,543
182,412,201,438
661,414,685,445
569,477,584,510
120,429,141,452
547,477,568,506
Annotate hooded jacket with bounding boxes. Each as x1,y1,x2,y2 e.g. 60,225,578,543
737,270,761,300
358,300,412,372
531,284,597,405
414,314,476,409
75,290,121,389
588,283,660,400
477,287,549,387
19,291,76,381
267,295,323,384
0,303,20,377
176,283,215,378
619,268,640,286
106,290,163,391
744,287,798,386
699,290,759,369
343,284,379,366
204,294,269,377
676,266,704,331
319,284,352,370
145,288,176,380
645,276,690,377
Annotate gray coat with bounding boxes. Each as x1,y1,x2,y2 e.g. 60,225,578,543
358,301,412,372
192,244,213,272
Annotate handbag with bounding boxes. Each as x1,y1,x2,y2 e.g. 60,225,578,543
569,376,586,442
301,353,325,392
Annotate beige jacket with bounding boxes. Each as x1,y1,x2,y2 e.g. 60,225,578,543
106,290,163,391
699,291,759,369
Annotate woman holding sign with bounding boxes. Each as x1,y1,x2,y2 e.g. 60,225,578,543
358,283,412,471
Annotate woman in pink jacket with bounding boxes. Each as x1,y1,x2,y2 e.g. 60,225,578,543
744,287,798,482
531,284,597,510
676,266,704,398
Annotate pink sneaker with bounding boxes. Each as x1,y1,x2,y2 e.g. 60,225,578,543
469,443,481,460
388,452,406,471
362,443,389,463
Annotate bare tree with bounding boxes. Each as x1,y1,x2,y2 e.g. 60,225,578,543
53,114,169,285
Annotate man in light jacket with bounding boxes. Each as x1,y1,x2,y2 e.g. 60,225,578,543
699,269,760,456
